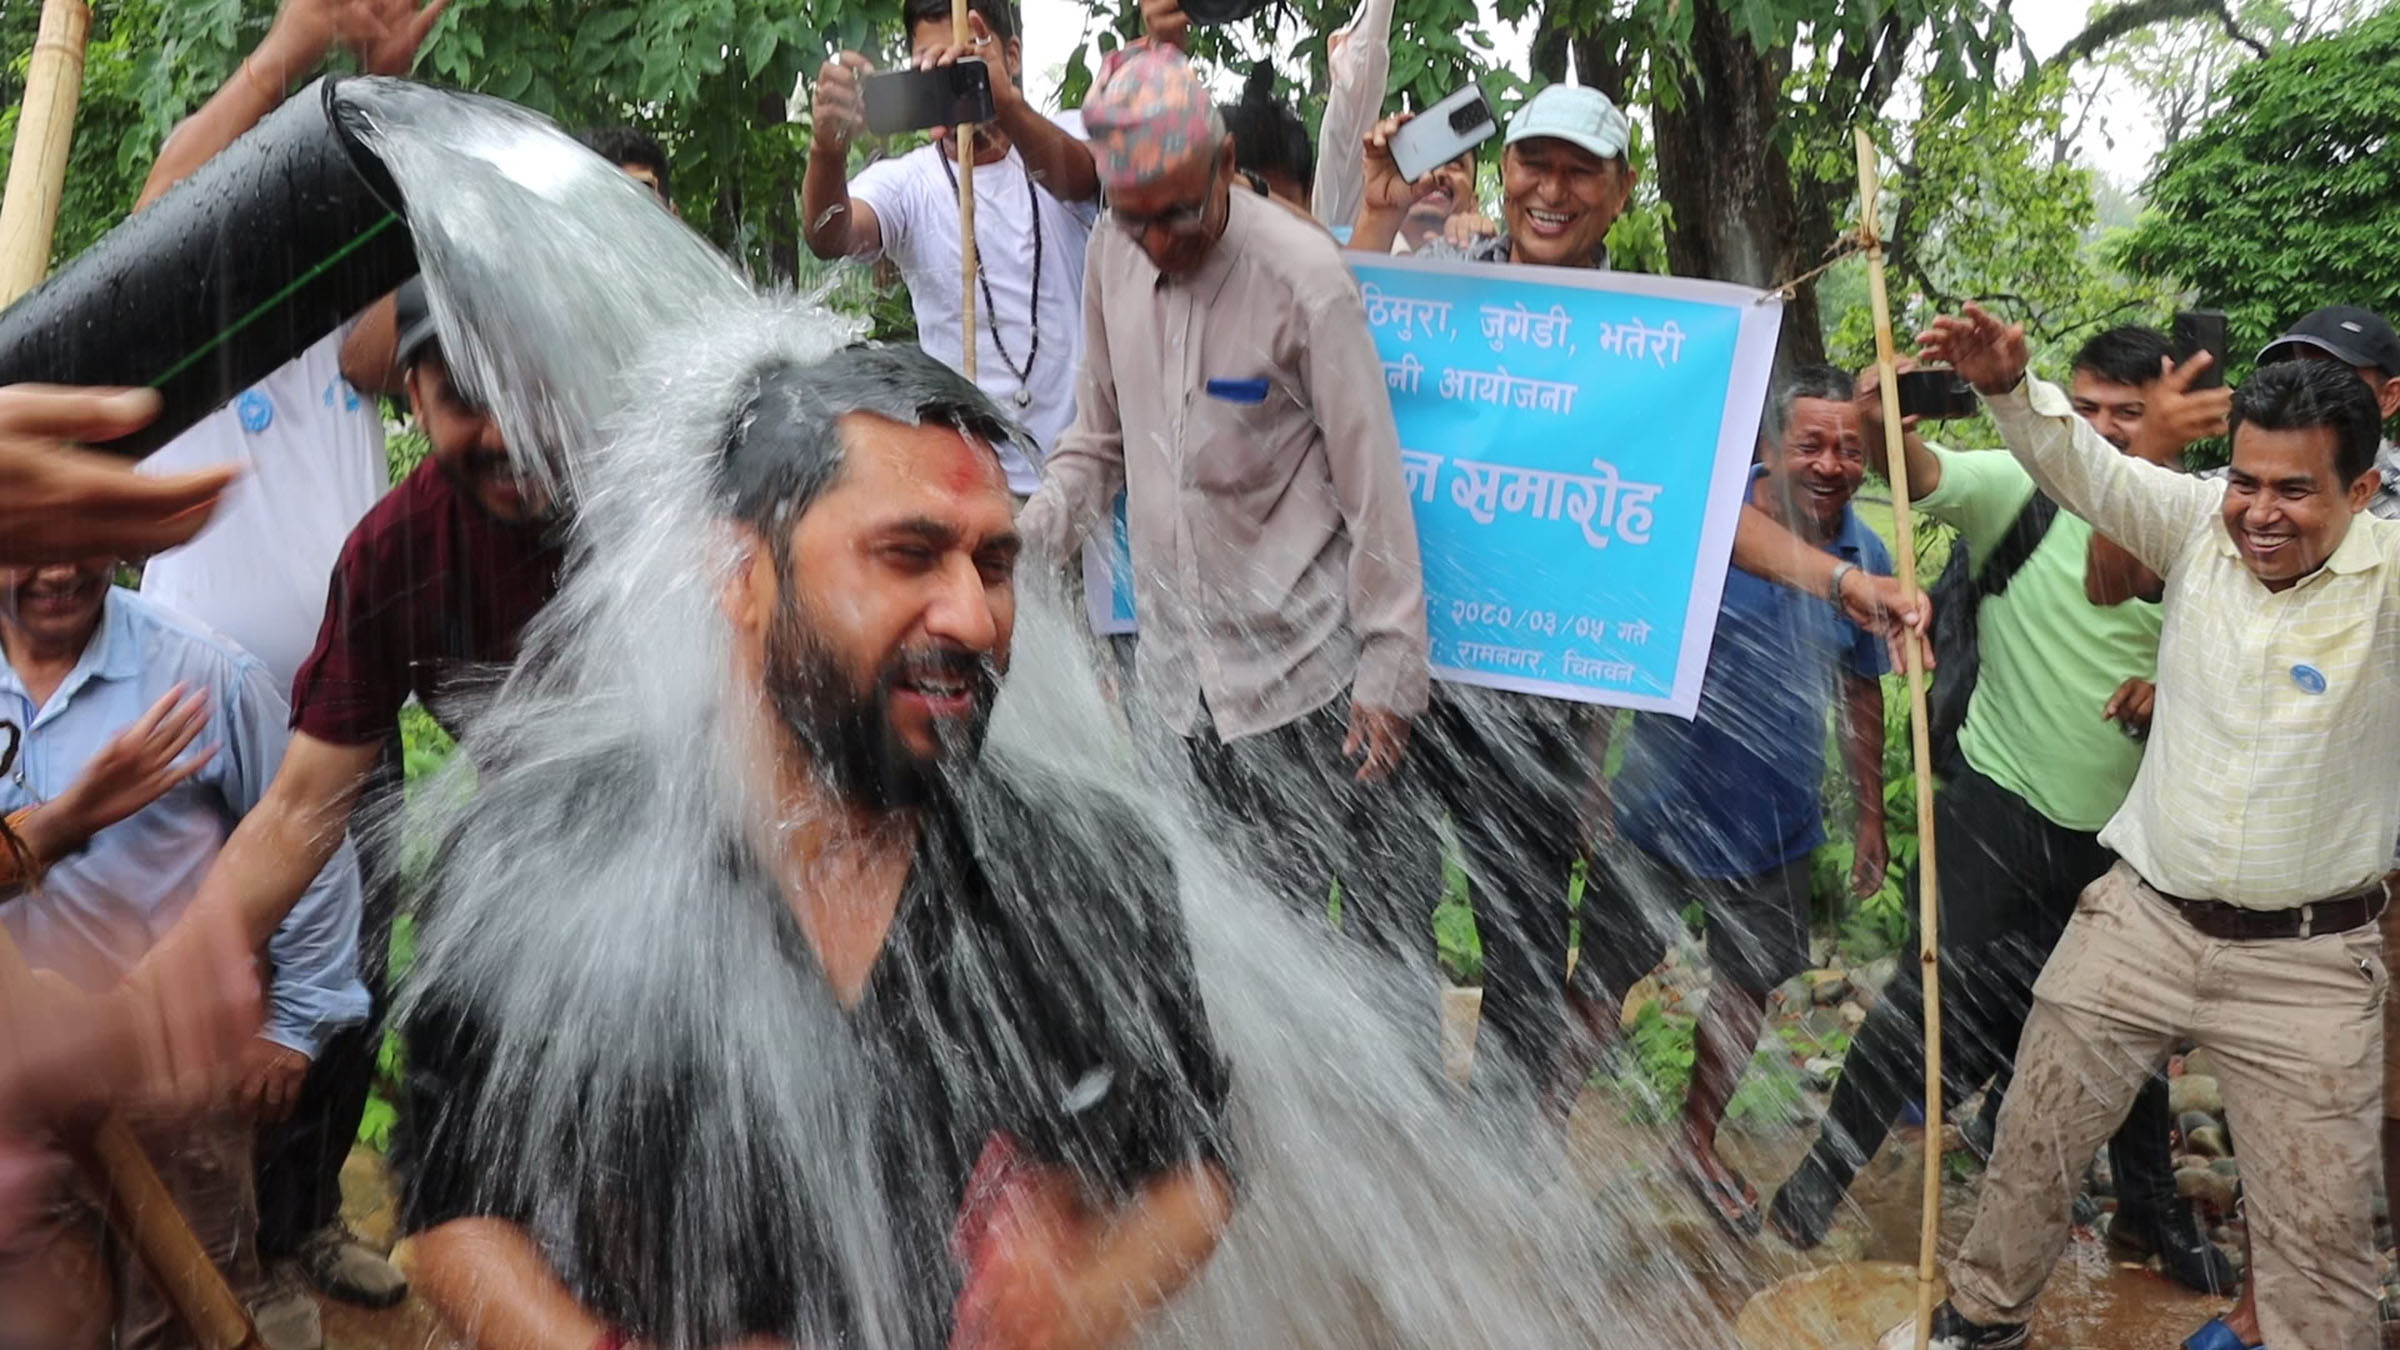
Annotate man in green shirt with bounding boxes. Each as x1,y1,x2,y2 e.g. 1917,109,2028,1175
1765,327,2235,1295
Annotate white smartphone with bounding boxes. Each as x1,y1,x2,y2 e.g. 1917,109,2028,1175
1389,83,1499,184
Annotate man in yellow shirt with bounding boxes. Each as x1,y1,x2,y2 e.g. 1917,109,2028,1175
1887,305,2399,1350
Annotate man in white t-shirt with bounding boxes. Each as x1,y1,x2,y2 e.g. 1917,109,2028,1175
139,330,387,693
801,0,1099,491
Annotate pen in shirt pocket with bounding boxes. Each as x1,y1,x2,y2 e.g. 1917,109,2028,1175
1204,377,1271,405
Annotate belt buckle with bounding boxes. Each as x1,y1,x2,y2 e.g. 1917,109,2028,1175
2298,903,2315,939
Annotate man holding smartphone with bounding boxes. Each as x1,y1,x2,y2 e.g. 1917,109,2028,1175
802,0,1100,493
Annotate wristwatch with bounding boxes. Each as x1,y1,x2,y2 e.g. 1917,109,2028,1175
1828,560,1858,610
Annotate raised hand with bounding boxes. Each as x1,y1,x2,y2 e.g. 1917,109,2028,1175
47,686,217,845
917,12,1018,117
2129,353,2233,466
1916,303,2029,397
811,52,876,153
0,386,229,565
1359,114,1436,216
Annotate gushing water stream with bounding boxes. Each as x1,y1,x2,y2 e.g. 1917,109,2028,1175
341,76,1763,1348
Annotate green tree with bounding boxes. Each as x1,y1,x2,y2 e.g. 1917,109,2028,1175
2114,4,2400,367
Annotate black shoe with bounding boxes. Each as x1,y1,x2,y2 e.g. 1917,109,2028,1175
1876,1301,2031,1349
2110,1201,2236,1295
1765,1144,1849,1250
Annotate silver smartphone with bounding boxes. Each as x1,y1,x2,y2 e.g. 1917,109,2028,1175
1389,83,1498,184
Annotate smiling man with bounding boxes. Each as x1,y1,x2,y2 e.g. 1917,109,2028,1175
1349,83,1633,266
1020,43,1437,995
397,340,1234,1350
1890,306,2400,1350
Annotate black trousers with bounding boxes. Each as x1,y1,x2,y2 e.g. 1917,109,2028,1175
254,822,403,1260
1414,689,1585,1099
1184,699,1441,979
1806,763,2179,1214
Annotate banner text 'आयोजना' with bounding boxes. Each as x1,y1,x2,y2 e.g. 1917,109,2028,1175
1083,255,1783,719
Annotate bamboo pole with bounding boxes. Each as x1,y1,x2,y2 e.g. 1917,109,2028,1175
0,0,91,306
953,0,978,380
1853,125,1944,1350
0,927,262,1349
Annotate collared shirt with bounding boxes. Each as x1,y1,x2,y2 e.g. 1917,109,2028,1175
1,588,369,1056
1024,188,1430,740
1613,469,1891,878
290,457,564,745
1989,377,2400,909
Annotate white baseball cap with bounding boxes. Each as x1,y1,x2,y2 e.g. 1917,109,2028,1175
1504,84,1632,162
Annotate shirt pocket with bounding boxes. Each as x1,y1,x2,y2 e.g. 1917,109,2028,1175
1189,375,1298,492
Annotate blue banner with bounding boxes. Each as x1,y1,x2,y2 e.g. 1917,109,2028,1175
1085,256,1781,717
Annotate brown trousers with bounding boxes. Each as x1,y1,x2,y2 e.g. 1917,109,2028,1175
1948,862,2385,1350
0,1111,259,1350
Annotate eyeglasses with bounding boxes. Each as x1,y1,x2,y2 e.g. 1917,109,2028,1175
1109,161,1222,239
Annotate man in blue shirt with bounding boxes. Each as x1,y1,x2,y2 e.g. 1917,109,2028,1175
0,556,366,1347
1575,365,1892,1234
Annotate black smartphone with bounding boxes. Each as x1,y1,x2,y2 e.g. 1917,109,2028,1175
862,61,996,137
1388,84,1499,184
2173,308,2229,389
1895,368,1979,420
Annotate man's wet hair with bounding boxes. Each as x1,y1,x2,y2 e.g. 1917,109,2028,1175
2071,325,2173,390
713,343,1026,538
1222,62,1313,192
1762,364,1857,448
575,127,672,200
903,0,1016,42
2231,358,2385,485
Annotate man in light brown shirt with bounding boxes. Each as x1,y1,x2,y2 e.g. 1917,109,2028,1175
1019,44,1437,984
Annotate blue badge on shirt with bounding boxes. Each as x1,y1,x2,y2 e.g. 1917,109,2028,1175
323,378,363,413
2292,663,2328,695
236,390,274,433
1204,377,1271,405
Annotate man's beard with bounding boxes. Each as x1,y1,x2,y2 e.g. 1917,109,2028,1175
762,586,1000,811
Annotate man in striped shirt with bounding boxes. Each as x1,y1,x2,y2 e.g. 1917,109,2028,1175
1887,304,2400,1350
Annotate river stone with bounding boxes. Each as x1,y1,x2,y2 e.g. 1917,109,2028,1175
2169,1074,2224,1118
2177,1165,2239,1214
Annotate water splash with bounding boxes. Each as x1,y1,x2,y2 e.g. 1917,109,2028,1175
352,78,1768,1349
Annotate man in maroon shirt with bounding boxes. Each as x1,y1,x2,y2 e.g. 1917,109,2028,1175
126,277,564,1125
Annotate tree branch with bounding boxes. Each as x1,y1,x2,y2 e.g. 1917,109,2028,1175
2046,0,2266,71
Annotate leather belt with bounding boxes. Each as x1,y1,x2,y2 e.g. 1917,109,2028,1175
2155,876,2391,941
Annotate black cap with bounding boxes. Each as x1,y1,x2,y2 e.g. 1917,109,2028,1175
393,276,440,368
2258,304,2400,378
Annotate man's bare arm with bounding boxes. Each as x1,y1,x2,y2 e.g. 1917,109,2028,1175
139,0,447,210
412,1218,613,1350
124,732,377,1104
800,54,884,260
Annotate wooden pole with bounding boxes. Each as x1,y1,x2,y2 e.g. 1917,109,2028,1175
953,0,978,380
0,0,91,306
1853,125,1944,1350
0,928,262,1349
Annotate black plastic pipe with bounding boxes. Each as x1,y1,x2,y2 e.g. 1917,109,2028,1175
0,76,419,459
